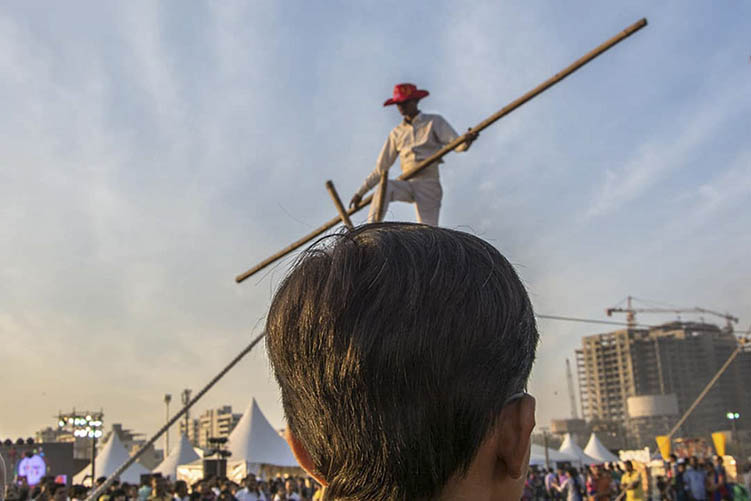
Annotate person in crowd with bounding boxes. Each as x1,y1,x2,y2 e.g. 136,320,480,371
711,456,729,501
684,457,708,501
265,223,539,501
703,462,719,501
29,486,42,501
272,479,299,501
138,477,152,501
671,459,689,501
173,481,190,501
189,482,202,501
554,467,582,501
149,477,172,501
667,454,679,482
557,466,569,496
110,489,127,501
216,489,235,501
620,461,644,501
522,471,535,501
577,468,587,496
586,468,597,501
49,484,66,501
69,485,87,501
531,469,546,501
590,464,612,501
546,467,560,499
311,480,324,501
656,476,669,501
235,475,265,501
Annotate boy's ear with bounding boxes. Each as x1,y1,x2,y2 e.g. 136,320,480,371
498,394,536,479
284,429,328,487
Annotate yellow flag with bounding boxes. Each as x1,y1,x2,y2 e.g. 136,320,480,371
712,432,726,457
656,436,671,460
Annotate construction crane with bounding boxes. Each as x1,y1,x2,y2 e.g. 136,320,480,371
606,296,739,331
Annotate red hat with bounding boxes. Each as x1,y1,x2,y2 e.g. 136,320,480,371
383,83,429,106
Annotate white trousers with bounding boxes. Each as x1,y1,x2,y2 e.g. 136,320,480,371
368,179,443,226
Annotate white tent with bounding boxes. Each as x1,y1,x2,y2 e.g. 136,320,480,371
584,433,620,463
558,433,600,465
153,434,200,479
74,427,150,485
529,444,578,466
227,398,300,469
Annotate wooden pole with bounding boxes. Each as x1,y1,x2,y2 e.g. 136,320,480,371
325,180,354,229
84,332,267,501
373,171,389,222
666,337,748,439
235,17,648,284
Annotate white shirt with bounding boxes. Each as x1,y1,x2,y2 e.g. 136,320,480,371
235,488,266,501
272,494,299,501
357,112,466,197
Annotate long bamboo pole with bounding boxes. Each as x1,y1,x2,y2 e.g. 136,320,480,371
373,171,389,223
666,337,748,439
84,332,266,501
325,180,354,229
235,17,648,284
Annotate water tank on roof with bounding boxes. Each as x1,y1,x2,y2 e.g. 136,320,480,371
627,394,679,418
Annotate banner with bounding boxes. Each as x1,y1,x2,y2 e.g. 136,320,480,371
711,432,726,457
656,436,671,460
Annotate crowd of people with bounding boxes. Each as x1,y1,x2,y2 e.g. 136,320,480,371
4,457,751,501
522,461,636,501
4,473,323,501
521,457,751,501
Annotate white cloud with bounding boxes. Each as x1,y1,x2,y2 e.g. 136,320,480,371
585,84,747,218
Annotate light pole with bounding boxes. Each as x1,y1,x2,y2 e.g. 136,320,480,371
58,411,103,486
164,394,172,456
726,412,742,465
538,426,550,469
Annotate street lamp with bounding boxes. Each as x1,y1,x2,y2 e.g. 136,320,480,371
164,394,172,456
58,411,104,484
726,412,742,463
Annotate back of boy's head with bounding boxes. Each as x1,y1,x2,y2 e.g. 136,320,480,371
266,223,539,500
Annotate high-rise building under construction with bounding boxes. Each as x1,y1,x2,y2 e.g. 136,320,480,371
576,322,750,448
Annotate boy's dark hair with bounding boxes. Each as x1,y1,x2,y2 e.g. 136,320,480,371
266,223,539,500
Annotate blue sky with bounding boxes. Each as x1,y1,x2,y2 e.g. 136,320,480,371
1,1,749,441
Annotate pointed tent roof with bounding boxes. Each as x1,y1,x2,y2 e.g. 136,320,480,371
529,444,578,466
153,433,200,479
558,433,601,465
74,426,151,484
227,398,299,467
583,433,620,463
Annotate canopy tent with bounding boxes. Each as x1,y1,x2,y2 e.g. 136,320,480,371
558,433,600,465
583,433,620,464
529,444,577,466
176,399,301,483
74,427,150,485
227,398,300,468
153,433,200,479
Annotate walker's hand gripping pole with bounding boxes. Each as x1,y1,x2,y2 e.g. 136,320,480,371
235,18,648,284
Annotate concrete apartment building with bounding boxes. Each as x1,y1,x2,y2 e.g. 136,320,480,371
180,405,241,450
576,322,750,448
